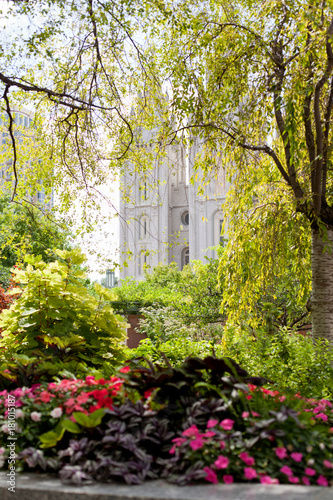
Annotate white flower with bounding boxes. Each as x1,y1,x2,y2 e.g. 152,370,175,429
0,447,5,454
50,407,63,418
16,409,24,419
1,424,9,433
30,411,42,422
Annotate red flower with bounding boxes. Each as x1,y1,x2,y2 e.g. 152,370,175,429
119,366,130,373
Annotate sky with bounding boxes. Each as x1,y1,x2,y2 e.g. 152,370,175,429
0,0,122,283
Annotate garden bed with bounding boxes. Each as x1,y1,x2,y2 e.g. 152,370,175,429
1,356,333,489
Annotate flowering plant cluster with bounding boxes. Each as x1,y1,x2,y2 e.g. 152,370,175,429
0,356,332,487
0,371,130,456
168,414,333,486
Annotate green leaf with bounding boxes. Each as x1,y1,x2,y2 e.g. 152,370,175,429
61,419,81,433
39,427,65,448
72,409,105,428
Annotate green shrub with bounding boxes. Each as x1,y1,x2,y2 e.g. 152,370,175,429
115,259,224,327
0,248,127,387
221,325,333,399
126,337,223,366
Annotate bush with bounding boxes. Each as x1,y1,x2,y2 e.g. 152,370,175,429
115,259,225,328
126,337,223,366
0,249,127,388
221,325,333,399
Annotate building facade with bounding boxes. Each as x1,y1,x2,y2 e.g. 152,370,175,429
119,127,230,280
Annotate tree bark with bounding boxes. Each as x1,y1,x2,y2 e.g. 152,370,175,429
312,228,333,341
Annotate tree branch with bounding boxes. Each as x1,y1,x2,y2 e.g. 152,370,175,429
3,87,18,201
312,17,333,213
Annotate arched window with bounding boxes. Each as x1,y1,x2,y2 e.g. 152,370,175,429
181,247,189,270
139,181,149,202
181,210,189,226
139,215,149,240
138,249,150,276
213,210,224,246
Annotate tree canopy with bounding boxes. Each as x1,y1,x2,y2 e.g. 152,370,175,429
1,0,333,339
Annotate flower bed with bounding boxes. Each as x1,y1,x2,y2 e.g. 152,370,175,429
0,357,332,487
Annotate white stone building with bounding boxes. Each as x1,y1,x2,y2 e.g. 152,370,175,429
119,129,230,280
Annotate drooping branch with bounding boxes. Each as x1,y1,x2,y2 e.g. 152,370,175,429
3,86,18,201
303,31,316,192
322,75,333,200
312,17,333,213
166,122,303,195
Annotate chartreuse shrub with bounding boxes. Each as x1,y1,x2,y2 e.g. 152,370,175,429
126,337,223,366
0,249,127,387
221,325,333,399
0,356,332,486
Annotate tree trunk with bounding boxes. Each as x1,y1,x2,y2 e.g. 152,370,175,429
311,228,333,341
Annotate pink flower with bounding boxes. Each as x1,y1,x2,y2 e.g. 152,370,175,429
182,425,199,437
279,395,286,402
242,411,249,418
190,436,205,451
251,412,260,417
30,411,42,422
39,391,53,403
171,437,187,446
317,475,329,487
76,393,90,404
275,447,288,459
207,419,218,428
223,475,234,484
202,431,215,438
280,465,293,476
220,440,226,450
305,468,316,476
288,476,299,484
290,452,303,462
220,419,234,431
315,413,328,421
244,467,257,480
323,460,333,469
239,452,255,466
313,404,326,413
203,466,218,484
64,398,76,407
260,475,279,484
302,476,310,485
214,455,229,469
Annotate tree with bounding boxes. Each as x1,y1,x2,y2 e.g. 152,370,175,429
0,195,73,287
147,0,333,340
1,0,333,340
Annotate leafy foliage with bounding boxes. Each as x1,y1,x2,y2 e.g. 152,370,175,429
0,249,127,387
126,337,223,366
112,260,224,325
221,326,333,399
0,195,73,287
